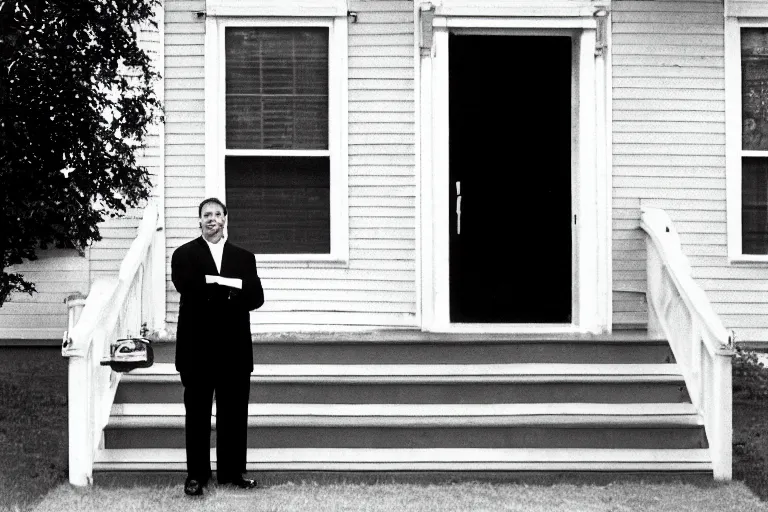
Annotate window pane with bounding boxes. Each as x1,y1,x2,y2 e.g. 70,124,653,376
226,28,329,150
225,156,330,254
742,28,768,150
742,157,768,254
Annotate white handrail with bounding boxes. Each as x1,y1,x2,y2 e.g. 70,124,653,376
640,206,734,481
62,200,160,486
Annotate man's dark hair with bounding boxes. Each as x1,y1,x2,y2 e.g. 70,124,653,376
198,197,228,217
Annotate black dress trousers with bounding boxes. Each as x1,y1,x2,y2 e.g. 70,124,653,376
181,370,251,483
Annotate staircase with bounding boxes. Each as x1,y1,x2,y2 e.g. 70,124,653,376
94,332,712,474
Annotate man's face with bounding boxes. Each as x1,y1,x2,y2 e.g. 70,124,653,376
200,202,226,242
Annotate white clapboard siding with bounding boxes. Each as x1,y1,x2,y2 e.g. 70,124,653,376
163,0,206,333
162,0,417,332
611,0,724,328
0,249,88,340
612,0,768,341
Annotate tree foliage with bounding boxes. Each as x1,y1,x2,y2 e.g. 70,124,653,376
0,0,161,306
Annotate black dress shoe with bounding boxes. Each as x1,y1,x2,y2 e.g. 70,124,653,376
219,476,258,489
184,478,204,496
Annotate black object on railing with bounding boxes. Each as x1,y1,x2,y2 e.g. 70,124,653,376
100,337,154,372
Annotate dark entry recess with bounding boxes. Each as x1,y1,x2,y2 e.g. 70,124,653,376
449,35,572,323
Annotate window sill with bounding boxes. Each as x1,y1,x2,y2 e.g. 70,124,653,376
255,254,349,267
729,255,768,265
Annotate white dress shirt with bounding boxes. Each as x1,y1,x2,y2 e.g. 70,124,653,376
205,238,224,274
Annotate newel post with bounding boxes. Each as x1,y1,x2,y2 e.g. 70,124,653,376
711,352,733,480
644,238,664,340
67,354,93,486
63,293,93,486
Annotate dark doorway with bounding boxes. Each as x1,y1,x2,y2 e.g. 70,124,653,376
449,34,573,323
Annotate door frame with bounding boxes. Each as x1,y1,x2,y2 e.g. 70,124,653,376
418,13,612,334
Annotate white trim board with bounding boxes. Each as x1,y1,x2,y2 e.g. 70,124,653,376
206,0,346,18
95,447,712,472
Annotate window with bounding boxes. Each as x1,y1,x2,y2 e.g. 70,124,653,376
726,20,768,261
205,15,348,261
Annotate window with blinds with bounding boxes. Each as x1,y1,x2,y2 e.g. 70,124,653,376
741,28,768,254
224,27,331,254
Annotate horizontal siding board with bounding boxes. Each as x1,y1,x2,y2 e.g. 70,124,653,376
349,90,414,102
348,1,412,10
613,24,727,36
349,68,414,80
166,0,205,12
612,177,724,190
614,144,724,156
348,24,413,35
613,121,723,133
613,132,724,144
349,155,415,166
165,121,205,134
348,200,415,212
348,34,413,46
349,45,413,57
612,45,723,57
350,134,415,145
612,109,723,122
616,197,723,210
613,100,723,112
349,102,414,113
164,33,204,45
349,112,414,123
612,88,724,100
165,89,205,101
612,12,721,24
350,124,414,135
613,1,726,13
165,78,205,90
613,155,725,167
349,79,413,90
0,315,70,329
612,34,723,47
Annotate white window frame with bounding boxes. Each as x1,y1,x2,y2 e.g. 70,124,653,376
725,16,768,264
205,15,349,263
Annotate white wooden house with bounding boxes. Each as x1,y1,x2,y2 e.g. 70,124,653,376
2,0,767,484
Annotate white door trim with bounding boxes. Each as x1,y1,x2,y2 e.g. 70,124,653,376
419,15,611,334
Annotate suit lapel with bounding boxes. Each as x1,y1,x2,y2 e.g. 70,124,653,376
220,241,233,277
195,237,219,276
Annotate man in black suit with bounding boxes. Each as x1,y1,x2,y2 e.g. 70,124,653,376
171,197,264,496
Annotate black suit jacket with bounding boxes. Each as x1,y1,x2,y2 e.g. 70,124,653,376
171,237,264,374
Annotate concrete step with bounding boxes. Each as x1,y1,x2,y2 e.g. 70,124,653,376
94,447,713,472
103,403,707,450
149,335,675,365
114,363,689,405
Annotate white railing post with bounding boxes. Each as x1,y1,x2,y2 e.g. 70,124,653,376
711,348,733,480
62,199,161,486
66,353,93,486
641,207,734,481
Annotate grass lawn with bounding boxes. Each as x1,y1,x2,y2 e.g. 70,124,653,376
27,480,768,512
0,347,68,512
2,346,768,511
